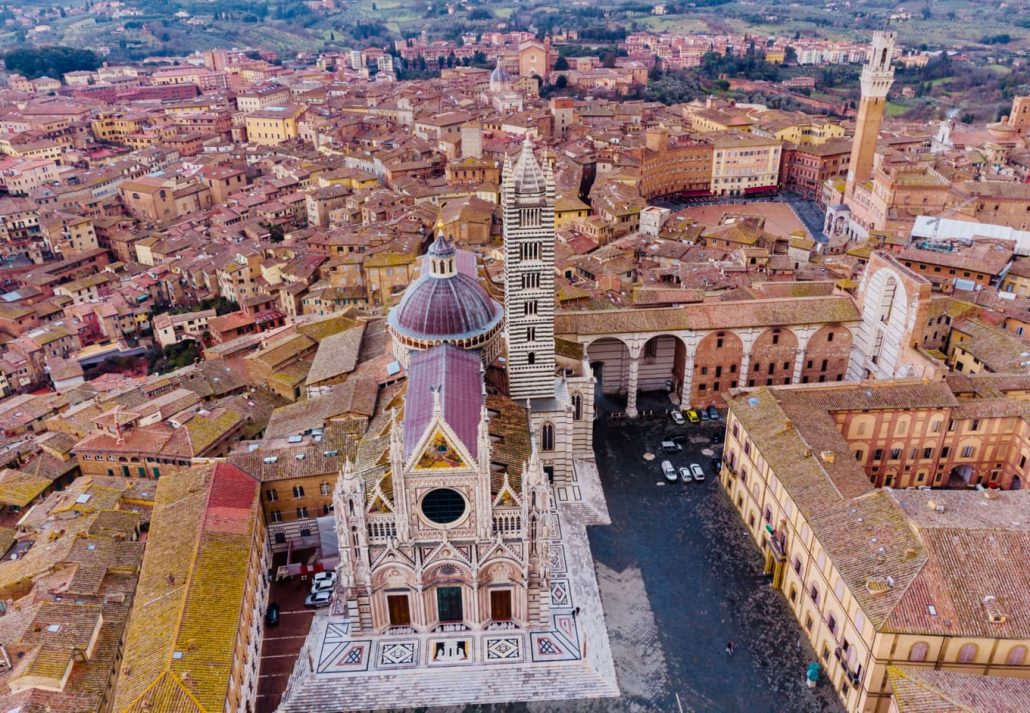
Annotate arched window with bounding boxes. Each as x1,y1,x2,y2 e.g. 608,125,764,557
320,481,331,495
573,393,582,421
958,644,978,663
1006,646,1027,666
826,613,837,635
908,642,929,662
541,423,554,451
809,583,819,604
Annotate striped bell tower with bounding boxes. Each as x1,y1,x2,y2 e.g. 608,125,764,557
502,137,556,401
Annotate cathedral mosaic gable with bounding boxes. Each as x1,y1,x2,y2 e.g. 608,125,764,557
414,428,468,470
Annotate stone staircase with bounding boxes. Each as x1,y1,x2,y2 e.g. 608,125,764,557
278,659,619,712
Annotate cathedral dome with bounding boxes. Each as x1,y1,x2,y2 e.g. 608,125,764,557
387,236,503,362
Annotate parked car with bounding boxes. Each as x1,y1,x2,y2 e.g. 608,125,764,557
311,578,335,595
661,460,677,481
670,410,685,425
305,589,334,608
707,405,720,421
686,409,701,424
679,466,692,483
690,463,705,482
712,430,724,444
698,408,711,421
711,457,722,473
265,602,280,626
312,571,337,587
661,440,681,453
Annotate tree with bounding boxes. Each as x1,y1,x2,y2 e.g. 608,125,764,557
4,46,99,79
554,74,568,89
262,222,285,242
554,55,569,71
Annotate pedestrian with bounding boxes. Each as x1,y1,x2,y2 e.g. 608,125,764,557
725,641,735,656
573,606,581,618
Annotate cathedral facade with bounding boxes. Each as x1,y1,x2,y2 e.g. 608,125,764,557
333,141,592,635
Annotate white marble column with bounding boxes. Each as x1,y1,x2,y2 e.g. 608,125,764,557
626,354,640,418
792,348,805,384
679,356,694,408
738,350,751,388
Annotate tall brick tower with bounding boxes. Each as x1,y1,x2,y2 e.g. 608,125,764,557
845,31,896,198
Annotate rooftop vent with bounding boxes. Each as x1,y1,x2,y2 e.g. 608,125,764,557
864,576,894,595
263,456,278,465
983,596,1007,624
820,450,835,463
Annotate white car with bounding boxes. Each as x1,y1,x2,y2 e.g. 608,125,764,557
661,460,677,481
690,463,705,482
312,571,337,587
678,466,692,483
670,411,685,425
305,589,334,608
311,578,335,595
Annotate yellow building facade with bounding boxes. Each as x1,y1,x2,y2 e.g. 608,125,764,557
721,380,1030,713
244,105,304,146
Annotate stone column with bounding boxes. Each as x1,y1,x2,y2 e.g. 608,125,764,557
738,350,751,388
679,356,694,409
626,353,640,418
792,348,805,384
792,329,814,385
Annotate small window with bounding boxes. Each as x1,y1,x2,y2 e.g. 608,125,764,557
293,485,305,498
541,423,555,451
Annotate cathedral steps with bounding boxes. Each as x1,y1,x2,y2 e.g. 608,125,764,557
277,661,619,712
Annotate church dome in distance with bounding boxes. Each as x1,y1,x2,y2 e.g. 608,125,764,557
489,60,510,89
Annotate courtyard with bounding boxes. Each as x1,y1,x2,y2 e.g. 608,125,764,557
413,395,846,713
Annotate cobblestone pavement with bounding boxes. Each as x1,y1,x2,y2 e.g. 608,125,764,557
401,400,846,713
257,576,315,712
